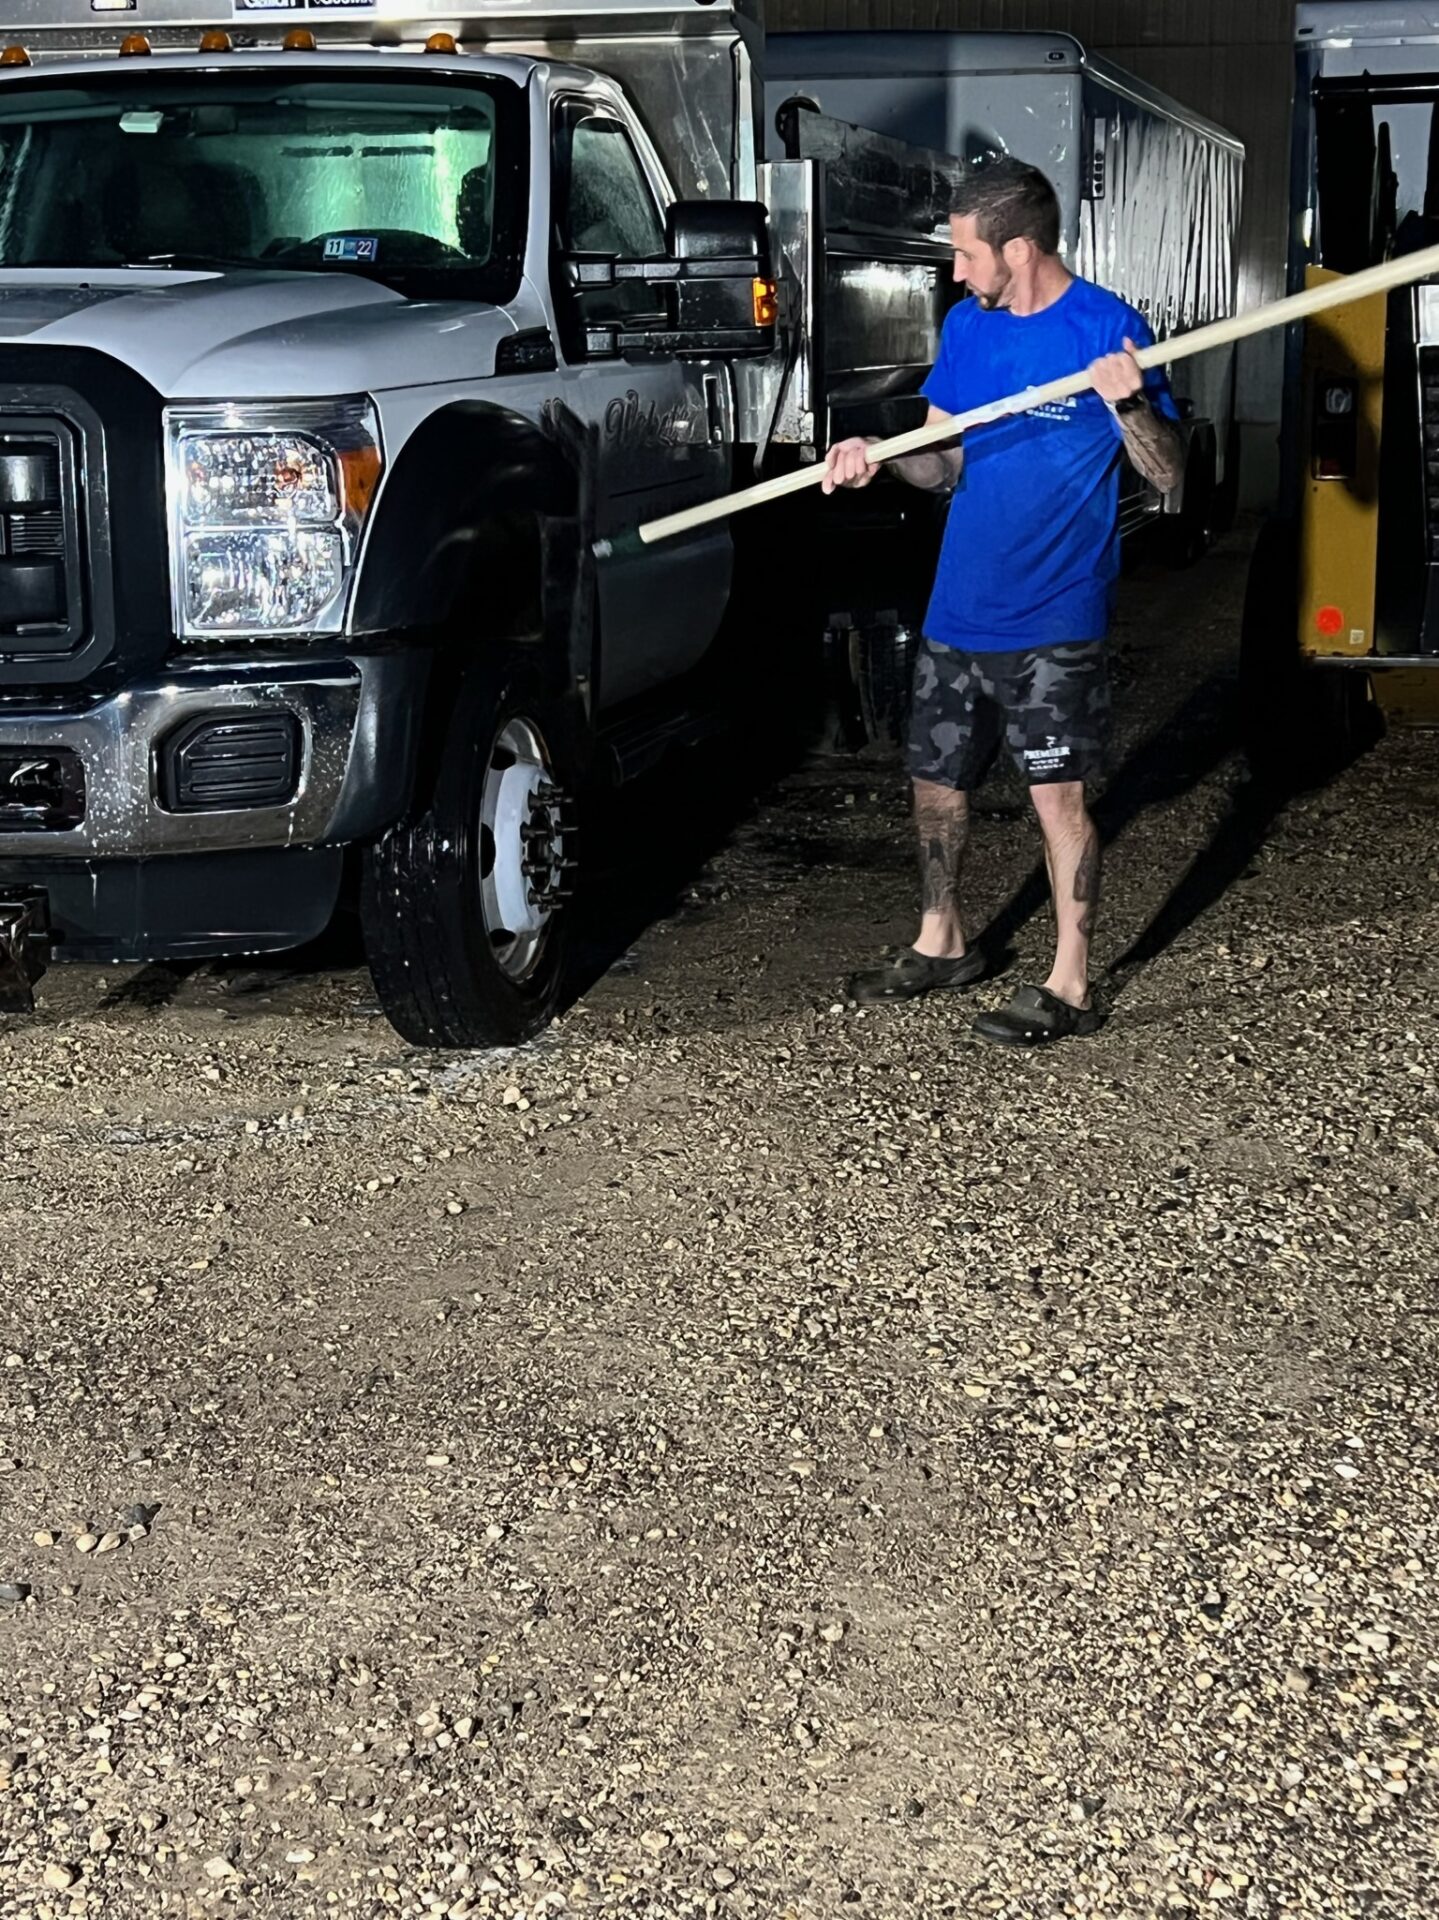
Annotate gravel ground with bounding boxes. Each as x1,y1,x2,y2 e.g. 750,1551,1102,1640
2,527,1438,1920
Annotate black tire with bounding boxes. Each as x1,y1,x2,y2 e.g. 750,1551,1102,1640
1302,666,1375,781
853,614,922,750
360,650,581,1048
1238,518,1377,789
1163,439,1217,568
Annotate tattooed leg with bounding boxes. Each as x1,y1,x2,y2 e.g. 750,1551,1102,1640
1029,780,1099,1007
912,778,970,959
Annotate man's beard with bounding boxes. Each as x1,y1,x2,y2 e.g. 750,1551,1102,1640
976,265,1013,311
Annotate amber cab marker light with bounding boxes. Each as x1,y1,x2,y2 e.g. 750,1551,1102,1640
425,32,461,54
752,278,778,326
198,30,232,52
0,45,30,66
282,29,318,51
118,33,151,56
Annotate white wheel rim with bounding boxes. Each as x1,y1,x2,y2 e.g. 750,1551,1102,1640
477,715,565,983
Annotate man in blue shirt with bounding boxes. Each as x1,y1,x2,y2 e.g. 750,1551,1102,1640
824,157,1183,1047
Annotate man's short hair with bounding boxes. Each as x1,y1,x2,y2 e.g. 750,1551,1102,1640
951,157,1061,257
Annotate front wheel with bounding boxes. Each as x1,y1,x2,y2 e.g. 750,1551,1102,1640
361,653,581,1048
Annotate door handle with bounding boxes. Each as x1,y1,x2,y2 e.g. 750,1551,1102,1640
703,372,728,446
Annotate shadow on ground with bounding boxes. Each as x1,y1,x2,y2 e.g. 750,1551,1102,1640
978,656,1386,999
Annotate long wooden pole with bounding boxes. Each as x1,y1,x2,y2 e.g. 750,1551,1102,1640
634,242,1439,548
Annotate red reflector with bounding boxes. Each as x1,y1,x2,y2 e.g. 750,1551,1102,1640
1316,604,1345,637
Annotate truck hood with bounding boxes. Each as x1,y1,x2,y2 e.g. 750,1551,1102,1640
0,270,519,397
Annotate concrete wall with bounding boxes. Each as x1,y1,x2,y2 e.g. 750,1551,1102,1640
768,0,1296,499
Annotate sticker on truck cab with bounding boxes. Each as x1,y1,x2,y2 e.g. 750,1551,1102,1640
322,237,380,263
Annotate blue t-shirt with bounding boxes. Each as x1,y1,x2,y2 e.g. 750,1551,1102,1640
920,277,1178,653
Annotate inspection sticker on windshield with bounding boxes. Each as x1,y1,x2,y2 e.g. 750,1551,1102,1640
323,237,379,263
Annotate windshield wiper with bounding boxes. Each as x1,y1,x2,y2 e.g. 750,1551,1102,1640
0,253,309,276
134,252,281,273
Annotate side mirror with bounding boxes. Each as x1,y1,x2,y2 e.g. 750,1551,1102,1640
667,199,771,269
564,199,777,359
661,200,776,357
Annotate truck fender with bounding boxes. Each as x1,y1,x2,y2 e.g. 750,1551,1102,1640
350,400,581,639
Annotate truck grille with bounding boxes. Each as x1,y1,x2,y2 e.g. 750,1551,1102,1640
0,422,85,659
8,509,64,555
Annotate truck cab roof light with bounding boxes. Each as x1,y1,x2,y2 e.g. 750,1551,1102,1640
0,45,30,66
282,28,317,51
118,34,151,56
198,30,232,51
425,32,460,54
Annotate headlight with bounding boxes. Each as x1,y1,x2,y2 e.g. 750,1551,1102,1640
165,399,383,640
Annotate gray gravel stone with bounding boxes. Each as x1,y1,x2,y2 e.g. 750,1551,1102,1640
0,534,1436,1917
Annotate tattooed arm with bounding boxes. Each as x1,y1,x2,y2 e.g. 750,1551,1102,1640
821,407,963,496
1089,339,1185,495
1114,396,1185,493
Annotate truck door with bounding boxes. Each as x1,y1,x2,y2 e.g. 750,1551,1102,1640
550,97,734,711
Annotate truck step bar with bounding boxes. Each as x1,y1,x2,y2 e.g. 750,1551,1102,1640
600,704,728,786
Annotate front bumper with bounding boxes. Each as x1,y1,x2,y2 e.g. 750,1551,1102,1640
0,652,425,858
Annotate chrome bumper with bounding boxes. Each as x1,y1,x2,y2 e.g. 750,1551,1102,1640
0,654,421,859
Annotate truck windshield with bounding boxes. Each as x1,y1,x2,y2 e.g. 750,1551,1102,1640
0,68,525,300
1314,83,1439,273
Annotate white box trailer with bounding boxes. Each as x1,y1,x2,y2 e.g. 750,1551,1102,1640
765,29,1246,546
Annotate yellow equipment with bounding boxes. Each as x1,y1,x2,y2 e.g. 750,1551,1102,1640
1246,4,1439,783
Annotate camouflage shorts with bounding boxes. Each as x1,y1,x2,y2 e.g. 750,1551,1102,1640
906,637,1111,790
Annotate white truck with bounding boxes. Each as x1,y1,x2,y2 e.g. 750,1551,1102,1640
0,0,978,1043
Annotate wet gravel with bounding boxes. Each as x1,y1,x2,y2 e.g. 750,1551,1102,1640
2,528,1438,1918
